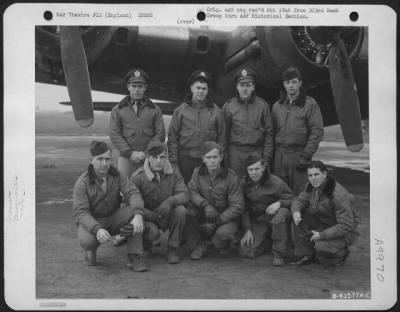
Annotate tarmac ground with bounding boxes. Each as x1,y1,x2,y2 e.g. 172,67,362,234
35,112,370,300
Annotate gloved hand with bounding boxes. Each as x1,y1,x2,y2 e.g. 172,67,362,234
155,201,173,218
169,159,179,166
130,151,144,164
204,204,218,223
120,224,134,237
296,157,311,171
144,209,161,223
200,223,217,237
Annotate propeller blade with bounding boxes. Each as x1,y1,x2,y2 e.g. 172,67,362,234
328,35,363,152
59,26,94,127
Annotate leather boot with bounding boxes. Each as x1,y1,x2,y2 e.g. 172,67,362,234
84,250,97,266
127,254,148,272
167,246,180,264
190,243,206,260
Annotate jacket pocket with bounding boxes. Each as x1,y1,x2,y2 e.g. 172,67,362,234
292,109,307,128
179,129,195,148
231,124,243,137
122,126,136,138
287,126,307,146
248,127,264,144
142,127,154,138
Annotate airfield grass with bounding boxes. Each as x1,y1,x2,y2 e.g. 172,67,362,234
34,111,371,300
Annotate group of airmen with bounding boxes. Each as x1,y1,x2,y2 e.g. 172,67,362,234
73,66,359,272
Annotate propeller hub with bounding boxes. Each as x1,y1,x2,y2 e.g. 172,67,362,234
290,26,364,67
306,27,336,45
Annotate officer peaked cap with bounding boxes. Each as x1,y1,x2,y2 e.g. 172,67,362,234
125,68,149,84
235,68,256,84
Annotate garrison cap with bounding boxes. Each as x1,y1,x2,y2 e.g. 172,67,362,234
201,141,223,156
282,67,302,81
244,154,264,168
145,141,166,157
235,68,256,84
125,68,149,84
90,141,111,157
188,70,211,86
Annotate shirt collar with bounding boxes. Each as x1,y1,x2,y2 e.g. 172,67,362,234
236,92,256,104
284,93,300,105
143,158,173,181
314,179,328,195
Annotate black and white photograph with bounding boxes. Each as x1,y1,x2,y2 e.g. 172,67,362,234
3,3,397,310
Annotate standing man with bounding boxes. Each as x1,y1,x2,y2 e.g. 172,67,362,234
223,67,273,178
168,70,225,183
186,141,245,260
110,68,165,180
291,161,359,267
272,67,324,194
72,141,147,272
239,155,294,266
130,141,189,265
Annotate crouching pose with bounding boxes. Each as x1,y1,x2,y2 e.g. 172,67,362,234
185,141,245,260
72,141,145,271
130,141,189,266
291,160,359,267
239,155,295,266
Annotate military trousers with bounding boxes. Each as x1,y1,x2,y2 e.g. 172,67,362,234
273,149,308,195
185,210,239,250
292,210,350,266
178,152,203,184
228,144,263,179
77,204,141,254
141,205,187,251
239,208,291,258
118,156,144,181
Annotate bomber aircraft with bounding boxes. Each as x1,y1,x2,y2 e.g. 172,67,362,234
35,25,368,151
33,25,372,300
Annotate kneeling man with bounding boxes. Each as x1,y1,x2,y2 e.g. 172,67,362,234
291,160,359,267
130,141,189,265
186,141,245,260
239,155,294,266
73,141,145,271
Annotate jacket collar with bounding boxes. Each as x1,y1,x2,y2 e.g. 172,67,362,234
184,93,214,108
198,162,228,178
278,87,306,107
88,164,119,185
305,175,336,197
243,165,271,187
143,158,173,181
118,95,155,109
